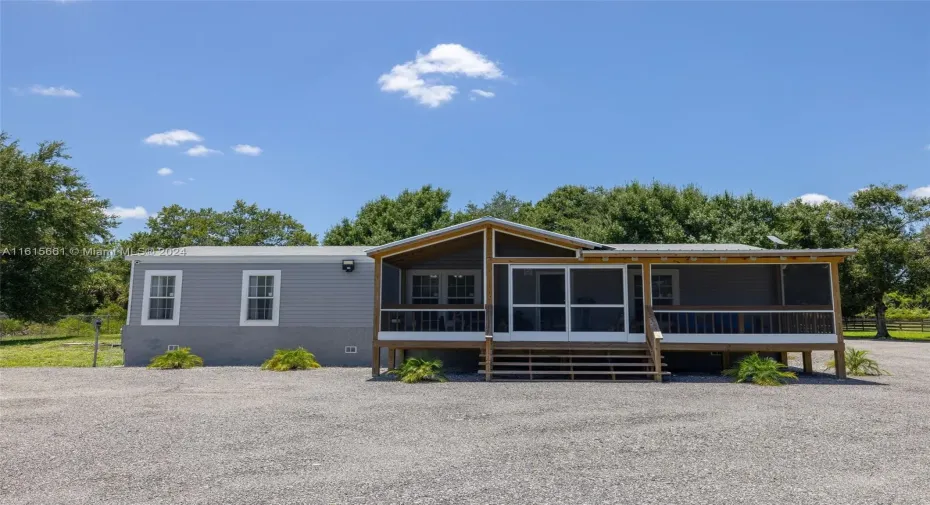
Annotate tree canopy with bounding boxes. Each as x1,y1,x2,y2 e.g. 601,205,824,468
128,200,318,249
0,134,116,322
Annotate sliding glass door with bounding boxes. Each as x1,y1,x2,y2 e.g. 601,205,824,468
509,265,628,342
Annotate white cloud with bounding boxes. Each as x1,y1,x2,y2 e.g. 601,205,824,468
796,193,837,205
188,177,195,181
28,85,80,98
909,185,930,198
156,167,173,176
378,43,503,107
107,206,148,219
185,145,221,157
144,129,203,146
471,89,495,99
232,144,262,156
172,180,186,186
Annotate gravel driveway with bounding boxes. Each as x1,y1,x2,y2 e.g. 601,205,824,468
2,339,928,505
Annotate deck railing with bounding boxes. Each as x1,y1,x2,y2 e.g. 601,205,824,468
651,305,835,334
380,305,486,332
645,306,663,382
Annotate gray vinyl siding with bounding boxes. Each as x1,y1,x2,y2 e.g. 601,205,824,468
129,261,374,327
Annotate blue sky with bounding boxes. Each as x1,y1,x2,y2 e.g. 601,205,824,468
3,1,928,238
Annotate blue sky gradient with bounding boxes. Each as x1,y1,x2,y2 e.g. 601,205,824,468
3,1,928,237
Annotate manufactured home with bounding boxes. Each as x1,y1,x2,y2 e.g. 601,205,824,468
122,218,855,380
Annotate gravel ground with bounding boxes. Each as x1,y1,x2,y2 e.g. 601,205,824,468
2,339,928,505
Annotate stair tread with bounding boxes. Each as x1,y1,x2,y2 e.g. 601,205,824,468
481,361,665,367
490,370,670,375
481,354,650,359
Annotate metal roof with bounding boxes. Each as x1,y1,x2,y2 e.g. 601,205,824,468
363,217,607,255
584,247,857,257
604,243,762,252
127,245,371,260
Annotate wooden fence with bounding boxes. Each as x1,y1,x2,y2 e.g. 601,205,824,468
843,317,929,332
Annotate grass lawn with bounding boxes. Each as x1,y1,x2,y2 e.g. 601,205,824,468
0,333,123,367
844,330,930,341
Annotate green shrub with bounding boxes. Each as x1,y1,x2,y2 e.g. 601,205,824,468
93,303,128,332
723,353,797,386
148,348,204,369
388,357,448,383
0,319,26,336
827,347,889,376
261,347,321,371
55,317,94,336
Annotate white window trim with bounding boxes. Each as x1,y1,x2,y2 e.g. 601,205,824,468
240,270,282,326
141,270,183,326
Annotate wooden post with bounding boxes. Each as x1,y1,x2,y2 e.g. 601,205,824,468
722,352,731,369
387,347,396,370
484,336,493,382
372,257,383,377
802,351,813,374
485,226,494,336
830,260,847,379
779,352,789,366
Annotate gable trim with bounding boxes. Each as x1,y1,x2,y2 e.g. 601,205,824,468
366,217,603,258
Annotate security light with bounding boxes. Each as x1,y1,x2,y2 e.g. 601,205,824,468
342,260,355,273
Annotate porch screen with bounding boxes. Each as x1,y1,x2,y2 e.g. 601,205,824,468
512,268,566,331
570,269,625,332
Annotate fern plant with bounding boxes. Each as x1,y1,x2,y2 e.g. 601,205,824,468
148,347,204,369
827,347,889,376
388,357,448,383
723,353,797,386
261,347,321,371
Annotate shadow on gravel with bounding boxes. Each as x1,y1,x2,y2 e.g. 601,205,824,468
669,372,888,386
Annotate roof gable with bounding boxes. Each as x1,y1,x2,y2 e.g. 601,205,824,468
364,217,606,257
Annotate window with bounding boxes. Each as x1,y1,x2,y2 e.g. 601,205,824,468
447,274,476,304
141,270,183,326
406,270,481,305
411,274,440,304
633,269,680,307
240,270,282,326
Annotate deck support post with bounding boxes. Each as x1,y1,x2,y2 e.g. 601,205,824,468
372,256,383,378
372,344,381,377
387,347,396,370
802,351,813,374
484,336,493,382
829,260,847,379
779,352,789,366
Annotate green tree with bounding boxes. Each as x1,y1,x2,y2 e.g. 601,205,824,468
324,185,455,245
0,134,116,322
129,200,317,248
837,185,930,338
460,191,531,222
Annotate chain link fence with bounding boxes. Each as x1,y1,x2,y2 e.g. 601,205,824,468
0,314,124,339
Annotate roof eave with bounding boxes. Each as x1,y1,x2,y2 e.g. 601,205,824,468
582,249,857,258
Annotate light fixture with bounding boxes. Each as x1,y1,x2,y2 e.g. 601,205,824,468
342,259,355,273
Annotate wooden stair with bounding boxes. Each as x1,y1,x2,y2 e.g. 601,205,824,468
479,347,669,381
